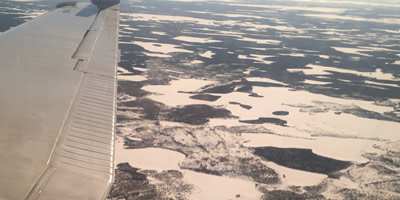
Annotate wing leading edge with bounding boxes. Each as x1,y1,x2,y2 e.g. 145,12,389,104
0,1,120,199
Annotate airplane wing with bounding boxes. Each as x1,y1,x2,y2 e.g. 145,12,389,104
0,1,120,199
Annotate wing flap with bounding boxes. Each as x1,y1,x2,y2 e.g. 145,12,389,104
29,167,111,200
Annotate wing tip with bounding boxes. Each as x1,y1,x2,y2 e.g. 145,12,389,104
92,0,120,9
56,1,77,9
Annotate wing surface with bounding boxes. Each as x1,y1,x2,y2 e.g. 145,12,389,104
0,1,120,199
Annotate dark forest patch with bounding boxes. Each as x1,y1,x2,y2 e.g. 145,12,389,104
229,101,252,110
189,94,221,102
118,80,149,98
272,111,289,116
165,104,235,125
253,147,352,175
240,117,287,126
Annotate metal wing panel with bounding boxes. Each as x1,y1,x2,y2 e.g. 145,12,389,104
85,5,120,77
0,4,98,199
0,1,119,199
52,74,116,174
27,73,117,200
